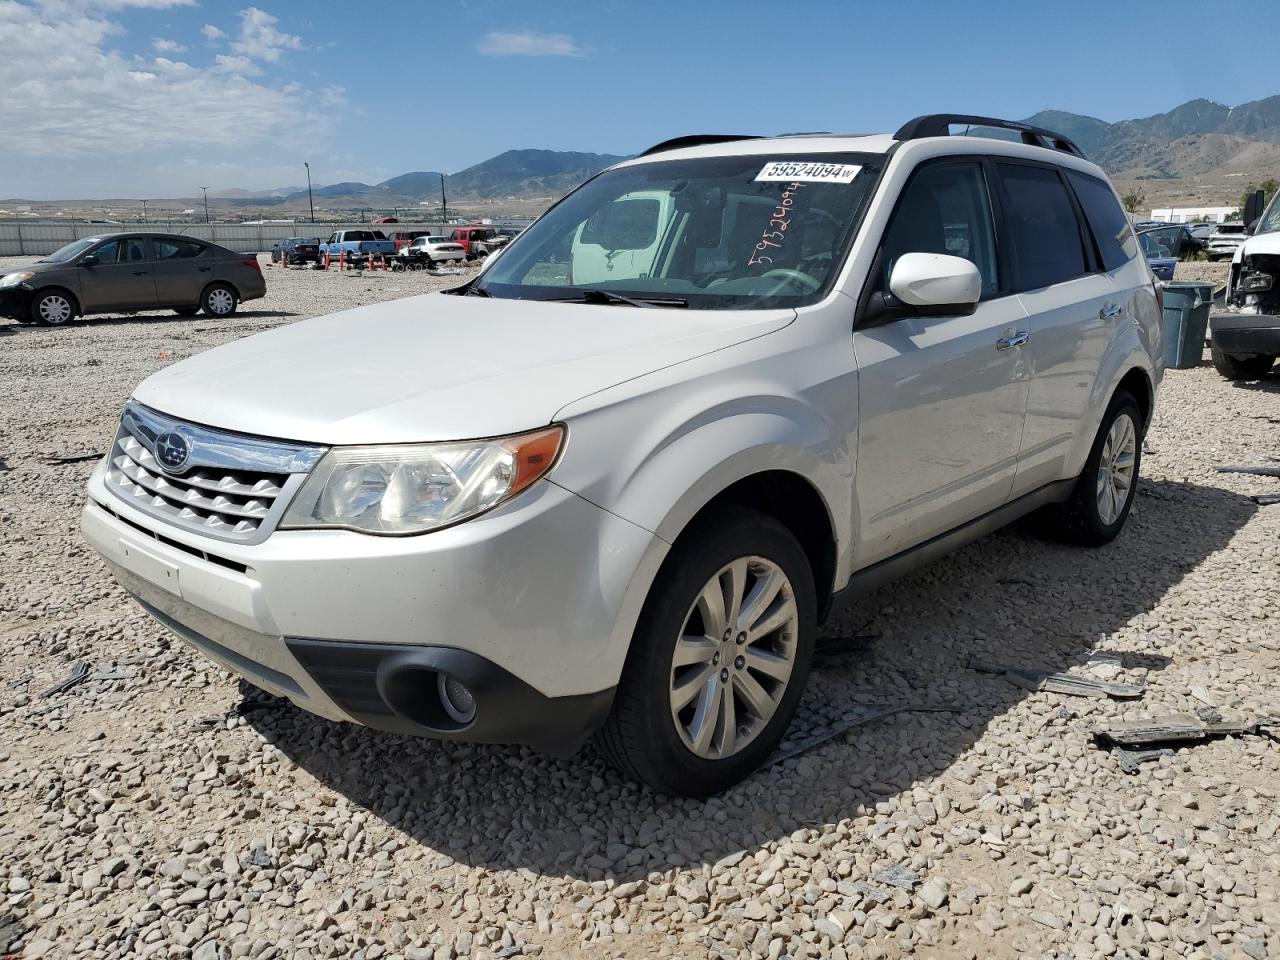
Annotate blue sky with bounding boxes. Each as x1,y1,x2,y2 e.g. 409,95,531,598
2,0,1278,199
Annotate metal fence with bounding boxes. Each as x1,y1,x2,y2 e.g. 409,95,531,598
0,221,450,257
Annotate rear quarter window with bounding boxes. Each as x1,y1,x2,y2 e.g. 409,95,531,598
1066,171,1137,272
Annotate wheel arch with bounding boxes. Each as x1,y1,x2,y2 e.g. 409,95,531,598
30,285,81,321
200,278,241,302
1116,366,1154,432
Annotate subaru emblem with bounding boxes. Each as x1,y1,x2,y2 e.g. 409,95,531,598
154,431,191,473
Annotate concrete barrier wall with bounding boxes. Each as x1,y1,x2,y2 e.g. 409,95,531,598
0,222,450,257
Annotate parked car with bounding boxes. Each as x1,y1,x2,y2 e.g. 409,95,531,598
80,115,1161,795
0,233,265,326
1206,222,1248,261
319,230,397,263
397,235,466,264
1210,191,1280,379
448,226,510,258
390,230,432,253
1189,222,1217,242
270,237,321,266
1137,226,1179,281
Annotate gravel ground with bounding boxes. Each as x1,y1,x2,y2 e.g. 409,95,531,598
2,254,1278,960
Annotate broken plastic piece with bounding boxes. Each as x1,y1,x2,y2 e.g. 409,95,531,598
1216,464,1280,478
1114,747,1174,775
968,658,1145,699
873,864,920,890
850,881,892,905
1093,713,1262,748
1252,493,1280,506
39,660,90,698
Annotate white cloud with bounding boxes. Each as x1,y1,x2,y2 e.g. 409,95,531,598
477,30,583,58
201,23,225,40
98,0,195,8
152,36,186,53
231,6,302,63
0,1,340,197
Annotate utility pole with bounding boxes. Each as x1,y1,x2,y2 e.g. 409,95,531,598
304,161,315,223
140,199,150,223
200,186,210,224
440,173,448,229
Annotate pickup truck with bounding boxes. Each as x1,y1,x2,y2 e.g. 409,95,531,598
319,230,397,263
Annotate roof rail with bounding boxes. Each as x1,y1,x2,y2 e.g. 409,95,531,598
893,114,1086,159
638,134,761,157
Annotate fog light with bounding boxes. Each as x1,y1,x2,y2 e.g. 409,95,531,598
437,673,476,724
1241,271,1273,293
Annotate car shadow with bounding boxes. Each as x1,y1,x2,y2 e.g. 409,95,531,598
244,477,1255,884
1229,371,1280,392
1,310,297,333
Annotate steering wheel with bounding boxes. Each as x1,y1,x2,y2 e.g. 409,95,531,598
760,268,821,293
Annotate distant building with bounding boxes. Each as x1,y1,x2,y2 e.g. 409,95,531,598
1150,207,1236,224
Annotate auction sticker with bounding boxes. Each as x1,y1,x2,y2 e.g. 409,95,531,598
755,161,861,184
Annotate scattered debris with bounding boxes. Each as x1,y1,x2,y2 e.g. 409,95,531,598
0,458,10,472
1114,747,1175,774
1189,685,1217,708
850,881,892,905
38,660,90,697
1215,464,1280,478
1093,712,1272,749
1085,652,1123,680
1252,493,1280,506
968,658,1145,699
43,452,102,465
873,864,920,890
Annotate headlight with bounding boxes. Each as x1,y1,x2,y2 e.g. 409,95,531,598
1240,270,1273,293
280,425,564,535
0,272,34,288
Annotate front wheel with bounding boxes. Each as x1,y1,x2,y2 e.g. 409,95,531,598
1039,390,1142,546
597,506,816,796
32,289,77,326
202,283,238,318
1211,346,1275,381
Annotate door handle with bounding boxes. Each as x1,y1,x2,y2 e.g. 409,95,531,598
1099,304,1123,319
996,331,1029,350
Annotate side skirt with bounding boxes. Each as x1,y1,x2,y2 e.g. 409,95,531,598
827,477,1077,615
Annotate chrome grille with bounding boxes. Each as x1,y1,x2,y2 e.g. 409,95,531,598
104,402,326,544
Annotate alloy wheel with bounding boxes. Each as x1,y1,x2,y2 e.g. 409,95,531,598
1096,412,1137,525
669,556,798,760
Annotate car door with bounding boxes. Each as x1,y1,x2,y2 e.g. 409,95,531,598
994,162,1124,496
151,237,210,306
853,159,1031,566
77,236,159,312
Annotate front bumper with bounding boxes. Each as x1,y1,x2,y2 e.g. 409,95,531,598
1210,307,1280,356
81,463,666,753
0,285,31,319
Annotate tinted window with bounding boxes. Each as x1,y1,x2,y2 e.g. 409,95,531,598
1066,171,1136,272
881,161,998,298
997,163,1087,291
93,237,148,263
154,238,205,260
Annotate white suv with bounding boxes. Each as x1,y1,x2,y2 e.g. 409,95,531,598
82,115,1162,795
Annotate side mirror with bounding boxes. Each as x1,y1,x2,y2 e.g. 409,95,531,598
79,254,98,267
1247,219,1260,236
889,252,982,311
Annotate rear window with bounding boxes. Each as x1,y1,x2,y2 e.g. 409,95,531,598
155,238,205,260
1066,171,1136,272
345,231,376,241
997,163,1088,291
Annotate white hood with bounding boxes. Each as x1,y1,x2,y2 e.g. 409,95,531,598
133,292,794,445
1237,230,1280,260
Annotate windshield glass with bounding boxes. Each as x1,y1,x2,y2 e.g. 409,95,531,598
41,238,99,263
476,153,882,309
1257,194,1280,235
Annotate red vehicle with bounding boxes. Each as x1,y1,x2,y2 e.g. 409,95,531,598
372,216,399,224
448,226,509,258
390,230,432,252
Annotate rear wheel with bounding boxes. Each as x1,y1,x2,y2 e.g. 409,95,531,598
597,506,816,796
1211,346,1275,380
202,283,238,318
1039,390,1142,546
32,289,76,326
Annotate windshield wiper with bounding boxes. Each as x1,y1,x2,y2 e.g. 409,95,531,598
560,288,688,308
464,283,491,297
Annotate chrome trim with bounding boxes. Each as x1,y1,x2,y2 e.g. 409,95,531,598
103,402,327,545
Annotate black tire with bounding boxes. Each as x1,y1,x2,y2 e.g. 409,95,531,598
174,307,199,317
1211,346,1275,381
1039,390,1143,547
31,288,77,326
597,506,816,796
201,283,238,318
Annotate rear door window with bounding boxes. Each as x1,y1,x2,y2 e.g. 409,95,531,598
995,163,1088,291
1065,171,1137,272
154,238,206,260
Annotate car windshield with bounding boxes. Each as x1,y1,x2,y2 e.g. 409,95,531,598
475,153,882,309
1257,194,1280,235
40,238,99,263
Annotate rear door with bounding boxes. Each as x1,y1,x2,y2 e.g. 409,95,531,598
152,237,210,306
995,162,1130,495
853,158,1031,565
77,236,159,312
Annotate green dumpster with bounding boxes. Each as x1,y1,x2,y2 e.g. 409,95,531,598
1160,282,1215,370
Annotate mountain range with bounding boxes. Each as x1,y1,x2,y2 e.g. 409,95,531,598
116,95,1280,210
